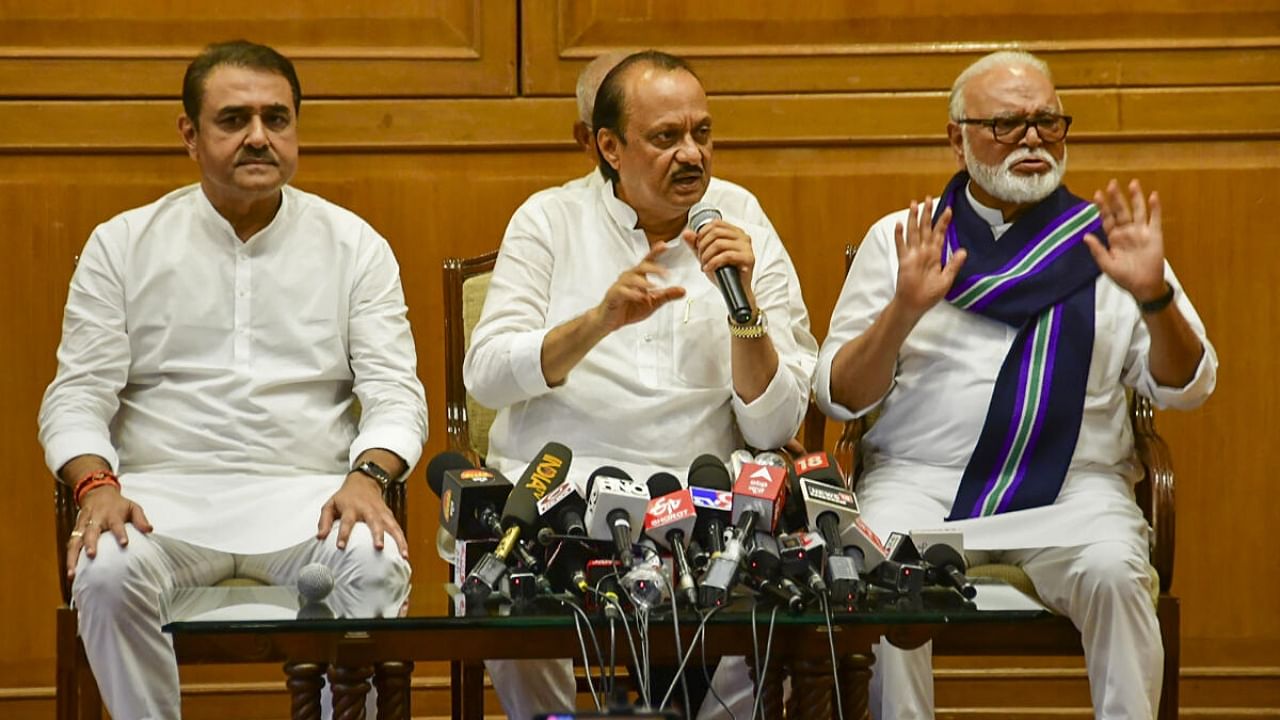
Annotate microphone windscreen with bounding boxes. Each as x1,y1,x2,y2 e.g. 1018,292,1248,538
687,201,722,233
504,442,573,529
646,472,682,498
426,451,475,497
923,543,966,572
794,451,845,488
689,454,732,491
585,465,633,500
297,563,335,603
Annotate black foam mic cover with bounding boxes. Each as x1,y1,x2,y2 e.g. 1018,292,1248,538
646,472,683,499
504,442,573,531
584,465,633,501
688,454,732,491
425,451,474,498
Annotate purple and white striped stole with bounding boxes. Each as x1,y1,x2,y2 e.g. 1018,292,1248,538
933,171,1105,519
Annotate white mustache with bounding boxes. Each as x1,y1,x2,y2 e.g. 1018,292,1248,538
1001,147,1057,171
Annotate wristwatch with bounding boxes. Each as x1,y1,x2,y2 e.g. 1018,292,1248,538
728,308,769,339
352,460,394,490
1138,283,1176,315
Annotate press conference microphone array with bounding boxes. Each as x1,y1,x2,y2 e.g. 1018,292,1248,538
584,466,650,567
643,473,699,606
688,201,752,324
462,443,572,600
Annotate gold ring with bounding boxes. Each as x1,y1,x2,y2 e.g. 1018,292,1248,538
69,530,85,538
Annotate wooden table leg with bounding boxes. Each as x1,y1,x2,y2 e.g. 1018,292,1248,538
461,660,485,720
836,653,874,720
746,652,785,720
787,656,835,720
374,661,414,720
285,662,327,720
329,664,375,720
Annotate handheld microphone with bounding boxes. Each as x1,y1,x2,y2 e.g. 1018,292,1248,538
688,201,752,324
463,443,572,599
583,466,650,566
297,563,335,603
689,454,733,564
643,473,699,606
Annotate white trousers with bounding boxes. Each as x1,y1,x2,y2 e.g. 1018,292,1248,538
486,654,756,719
72,524,410,720
862,505,1161,720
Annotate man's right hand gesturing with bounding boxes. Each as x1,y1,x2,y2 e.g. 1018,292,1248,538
893,197,966,317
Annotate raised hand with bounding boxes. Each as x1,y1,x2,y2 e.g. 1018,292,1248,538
1083,179,1168,302
593,243,687,332
894,197,967,316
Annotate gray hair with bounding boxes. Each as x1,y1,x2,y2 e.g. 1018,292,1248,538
575,51,629,126
948,51,1053,120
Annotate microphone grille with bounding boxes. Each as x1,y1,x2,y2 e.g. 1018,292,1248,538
688,455,732,491
646,472,682,498
687,202,721,233
297,562,335,603
426,451,475,497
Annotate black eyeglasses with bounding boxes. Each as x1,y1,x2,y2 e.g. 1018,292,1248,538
956,113,1073,144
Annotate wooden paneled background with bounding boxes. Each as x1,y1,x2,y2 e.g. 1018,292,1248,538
2,1,1278,717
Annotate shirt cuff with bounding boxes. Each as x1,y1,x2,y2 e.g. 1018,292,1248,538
511,327,555,397
43,430,119,478
813,351,887,422
732,363,804,450
349,425,426,479
1144,345,1217,411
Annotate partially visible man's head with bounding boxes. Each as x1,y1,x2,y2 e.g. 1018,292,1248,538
947,51,1068,208
178,40,301,205
573,51,627,161
592,51,712,224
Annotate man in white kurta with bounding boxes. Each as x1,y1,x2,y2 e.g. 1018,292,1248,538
464,51,817,719
38,42,427,720
816,52,1215,719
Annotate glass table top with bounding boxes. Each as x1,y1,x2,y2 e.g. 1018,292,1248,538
161,577,1050,635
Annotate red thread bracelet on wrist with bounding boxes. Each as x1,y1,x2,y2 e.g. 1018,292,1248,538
74,469,120,507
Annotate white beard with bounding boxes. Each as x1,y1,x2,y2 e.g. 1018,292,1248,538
963,135,1067,205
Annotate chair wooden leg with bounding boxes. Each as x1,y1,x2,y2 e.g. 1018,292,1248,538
450,660,463,720
1158,596,1180,720
58,606,103,720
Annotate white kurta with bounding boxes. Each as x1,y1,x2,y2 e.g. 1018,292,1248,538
39,184,428,554
815,187,1217,549
465,175,818,492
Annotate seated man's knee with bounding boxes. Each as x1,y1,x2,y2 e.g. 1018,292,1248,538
71,527,163,611
1066,541,1151,601
332,523,410,587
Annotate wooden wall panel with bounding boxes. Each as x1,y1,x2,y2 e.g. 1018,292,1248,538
522,0,1280,94
0,1,516,97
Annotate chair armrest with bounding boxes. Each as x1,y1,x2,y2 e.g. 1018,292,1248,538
834,416,868,487
54,479,76,604
383,479,409,539
1130,393,1175,593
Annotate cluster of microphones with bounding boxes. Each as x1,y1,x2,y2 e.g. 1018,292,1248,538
427,442,977,614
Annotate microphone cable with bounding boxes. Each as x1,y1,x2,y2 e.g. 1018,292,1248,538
820,593,846,720
560,596,604,711
666,585,693,715
748,601,780,720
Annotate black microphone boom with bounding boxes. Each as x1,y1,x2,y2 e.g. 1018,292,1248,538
688,201,753,324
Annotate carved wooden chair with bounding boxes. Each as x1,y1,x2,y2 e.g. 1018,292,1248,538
52,457,409,719
832,244,1179,720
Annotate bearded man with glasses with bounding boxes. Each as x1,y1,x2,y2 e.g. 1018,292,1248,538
816,50,1216,719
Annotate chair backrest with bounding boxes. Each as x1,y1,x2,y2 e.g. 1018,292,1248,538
837,243,1175,591
442,251,500,465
